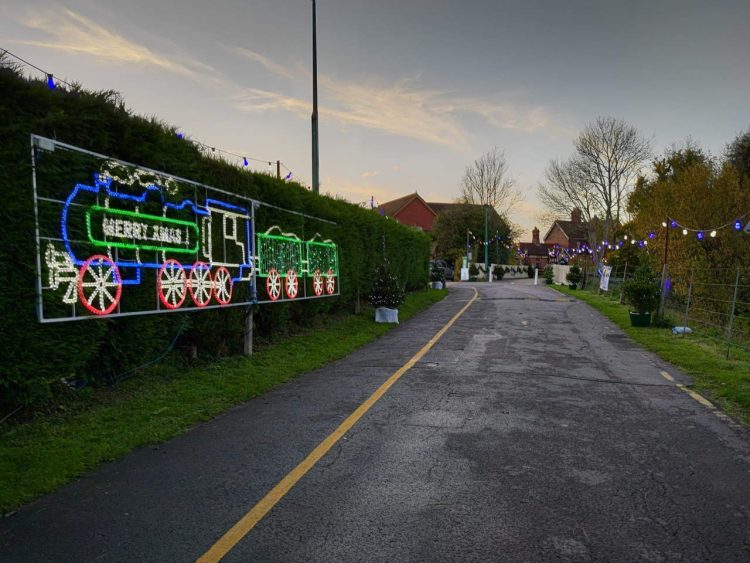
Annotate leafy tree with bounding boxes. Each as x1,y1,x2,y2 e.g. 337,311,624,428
432,204,513,264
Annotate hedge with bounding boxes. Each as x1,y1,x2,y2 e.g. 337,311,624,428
0,66,430,407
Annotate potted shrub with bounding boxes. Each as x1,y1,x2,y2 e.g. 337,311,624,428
566,265,581,289
543,265,554,284
622,265,661,327
430,262,445,289
369,261,405,323
469,263,479,281
494,266,504,281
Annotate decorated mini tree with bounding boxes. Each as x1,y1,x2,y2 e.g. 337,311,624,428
369,261,405,310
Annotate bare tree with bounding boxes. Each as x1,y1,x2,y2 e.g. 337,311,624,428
459,147,521,215
574,117,651,239
538,157,602,262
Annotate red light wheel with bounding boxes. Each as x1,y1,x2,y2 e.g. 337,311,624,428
266,268,281,301
213,266,233,305
188,262,212,307
157,259,187,309
325,269,336,295
285,269,299,299
78,254,122,316
312,269,323,296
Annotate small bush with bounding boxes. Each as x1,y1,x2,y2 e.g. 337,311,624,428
544,265,554,284
469,263,479,276
494,266,504,281
622,265,661,313
369,261,406,309
566,265,582,286
527,265,534,278
430,263,445,283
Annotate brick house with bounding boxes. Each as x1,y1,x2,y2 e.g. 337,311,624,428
543,208,589,250
518,209,590,267
517,227,553,268
375,193,437,232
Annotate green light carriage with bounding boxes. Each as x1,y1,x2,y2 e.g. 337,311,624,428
256,228,338,300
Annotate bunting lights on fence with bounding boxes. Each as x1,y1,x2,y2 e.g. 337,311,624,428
595,210,750,258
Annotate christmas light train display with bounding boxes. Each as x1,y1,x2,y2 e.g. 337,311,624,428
45,173,338,316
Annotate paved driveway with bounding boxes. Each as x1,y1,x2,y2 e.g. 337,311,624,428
3,281,750,562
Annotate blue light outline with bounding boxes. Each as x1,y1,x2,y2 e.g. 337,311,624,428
61,173,256,286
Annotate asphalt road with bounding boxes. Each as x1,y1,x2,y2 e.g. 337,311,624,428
3,280,750,562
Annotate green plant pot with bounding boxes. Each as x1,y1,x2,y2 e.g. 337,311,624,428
629,311,651,327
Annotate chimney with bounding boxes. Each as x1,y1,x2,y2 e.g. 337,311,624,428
532,226,540,245
571,208,582,223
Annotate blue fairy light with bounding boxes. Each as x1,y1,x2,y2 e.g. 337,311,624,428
735,220,743,231
47,74,55,90
243,157,249,166
697,231,704,240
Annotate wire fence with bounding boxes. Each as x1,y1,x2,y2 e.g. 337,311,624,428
577,265,750,358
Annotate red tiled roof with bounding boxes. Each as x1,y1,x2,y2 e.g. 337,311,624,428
543,220,589,242
376,193,436,218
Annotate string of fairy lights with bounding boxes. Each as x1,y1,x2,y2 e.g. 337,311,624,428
1,48,303,186
516,210,749,262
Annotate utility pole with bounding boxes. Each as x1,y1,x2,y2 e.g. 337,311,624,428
276,160,281,180
658,217,670,320
484,205,490,276
311,0,320,194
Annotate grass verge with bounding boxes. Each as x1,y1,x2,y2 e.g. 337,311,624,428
0,289,447,513
553,285,750,426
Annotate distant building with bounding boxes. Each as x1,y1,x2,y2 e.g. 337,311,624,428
517,227,553,268
543,208,589,250
375,193,437,232
517,209,590,267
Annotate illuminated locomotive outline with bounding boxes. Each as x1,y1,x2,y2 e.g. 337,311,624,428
45,173,338,316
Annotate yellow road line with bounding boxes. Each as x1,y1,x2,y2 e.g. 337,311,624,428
659,370,674,382
197,287,479,563
676,383,715,409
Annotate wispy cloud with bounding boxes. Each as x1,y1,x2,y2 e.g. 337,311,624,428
229,48,573,148
361,170,380,178
17,8,216,81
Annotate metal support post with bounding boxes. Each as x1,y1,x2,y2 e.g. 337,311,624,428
244,306,253,356
726,268,740,359
658,263,669,321
683,268,694,335
619,260,628,304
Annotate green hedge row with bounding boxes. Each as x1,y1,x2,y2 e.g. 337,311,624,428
0,67,430,407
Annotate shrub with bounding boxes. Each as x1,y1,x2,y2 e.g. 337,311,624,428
430,263,445,283
566,265,582,286
622,265,661,313
368,262,406,309
469,263,479,276
544,265,554,284
494,266,504,281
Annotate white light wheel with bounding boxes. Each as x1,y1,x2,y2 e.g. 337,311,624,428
157,259,187,309
213,266,233,305
312,269,323,296
285,269,299,299
188,262,213,307
325,269,336,295
78,254,122,316
266,268,281,301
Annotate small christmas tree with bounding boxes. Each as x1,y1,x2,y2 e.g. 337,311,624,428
369,261,405,309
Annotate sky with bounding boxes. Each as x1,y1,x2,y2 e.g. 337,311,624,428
2,0,749,239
